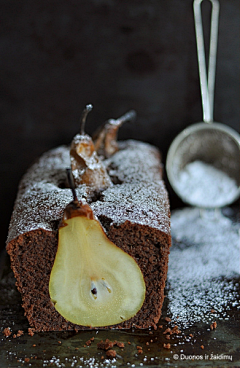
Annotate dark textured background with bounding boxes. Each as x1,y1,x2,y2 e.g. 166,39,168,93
0,0,239,251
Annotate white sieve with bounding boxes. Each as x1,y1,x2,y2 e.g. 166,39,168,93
166,0,240,208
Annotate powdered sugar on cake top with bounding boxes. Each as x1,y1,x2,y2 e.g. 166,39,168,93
7,147,88,242
105,140,163,184
7,140,170,243
92,182,170,234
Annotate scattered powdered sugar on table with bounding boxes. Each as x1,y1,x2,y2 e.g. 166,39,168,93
167,207,240,327
175,160,239,207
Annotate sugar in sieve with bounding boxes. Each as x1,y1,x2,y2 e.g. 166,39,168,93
166,0,240,208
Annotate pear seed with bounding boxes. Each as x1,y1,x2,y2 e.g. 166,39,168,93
102,279,111,293
91,288,97,295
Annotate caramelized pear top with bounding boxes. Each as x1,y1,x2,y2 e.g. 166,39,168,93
93,110,136,158
70,105,112,193
62,200,94,222
62,168,95,223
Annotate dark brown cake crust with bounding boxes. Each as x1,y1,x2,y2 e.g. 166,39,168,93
6,140,171,332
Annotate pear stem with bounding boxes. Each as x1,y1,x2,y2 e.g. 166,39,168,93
66,168,78,203
115,109,136,126
80,104,93,135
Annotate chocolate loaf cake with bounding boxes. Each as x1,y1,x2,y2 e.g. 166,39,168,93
6,138,171,332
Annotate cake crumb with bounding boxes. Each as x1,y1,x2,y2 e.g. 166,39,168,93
201,345,204,350
146,342,149,346
3,328,12,337
13,331,23,339
106,349,116,358
85,339,93,346
137,346,143,354
116,341,124,348
25,358,30,363
211,309,216,313
97,339,119,351
28,328,35,336
213,321,217,329
166,335,170,340
163,343,171,349
158,325,163,329
163,326,181,336
172,325,181,334
128,341,131,345
165,317,171,322
210,321,217,330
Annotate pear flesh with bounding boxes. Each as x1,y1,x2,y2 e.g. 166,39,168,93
49,215,146,327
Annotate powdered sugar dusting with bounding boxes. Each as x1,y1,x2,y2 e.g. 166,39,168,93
92,182,170,234
7,146,88,243
94,140,169,233
7,141,170,243
175,160,239,208
167,207,240,327
106,140,163,183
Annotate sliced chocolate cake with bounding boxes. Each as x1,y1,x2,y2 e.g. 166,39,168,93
6,108,171,332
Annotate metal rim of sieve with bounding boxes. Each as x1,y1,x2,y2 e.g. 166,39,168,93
166,121,240,207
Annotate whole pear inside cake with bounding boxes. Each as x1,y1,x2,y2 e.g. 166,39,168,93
49,185,146,327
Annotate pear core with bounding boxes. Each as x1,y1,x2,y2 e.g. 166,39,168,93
49,216,146,327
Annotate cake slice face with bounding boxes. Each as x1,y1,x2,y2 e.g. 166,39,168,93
49,215,146,327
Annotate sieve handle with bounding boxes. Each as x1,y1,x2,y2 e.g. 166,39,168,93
193,0,219,123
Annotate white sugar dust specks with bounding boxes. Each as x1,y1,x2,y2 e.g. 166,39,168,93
167,207,240,328
175,161,239,208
